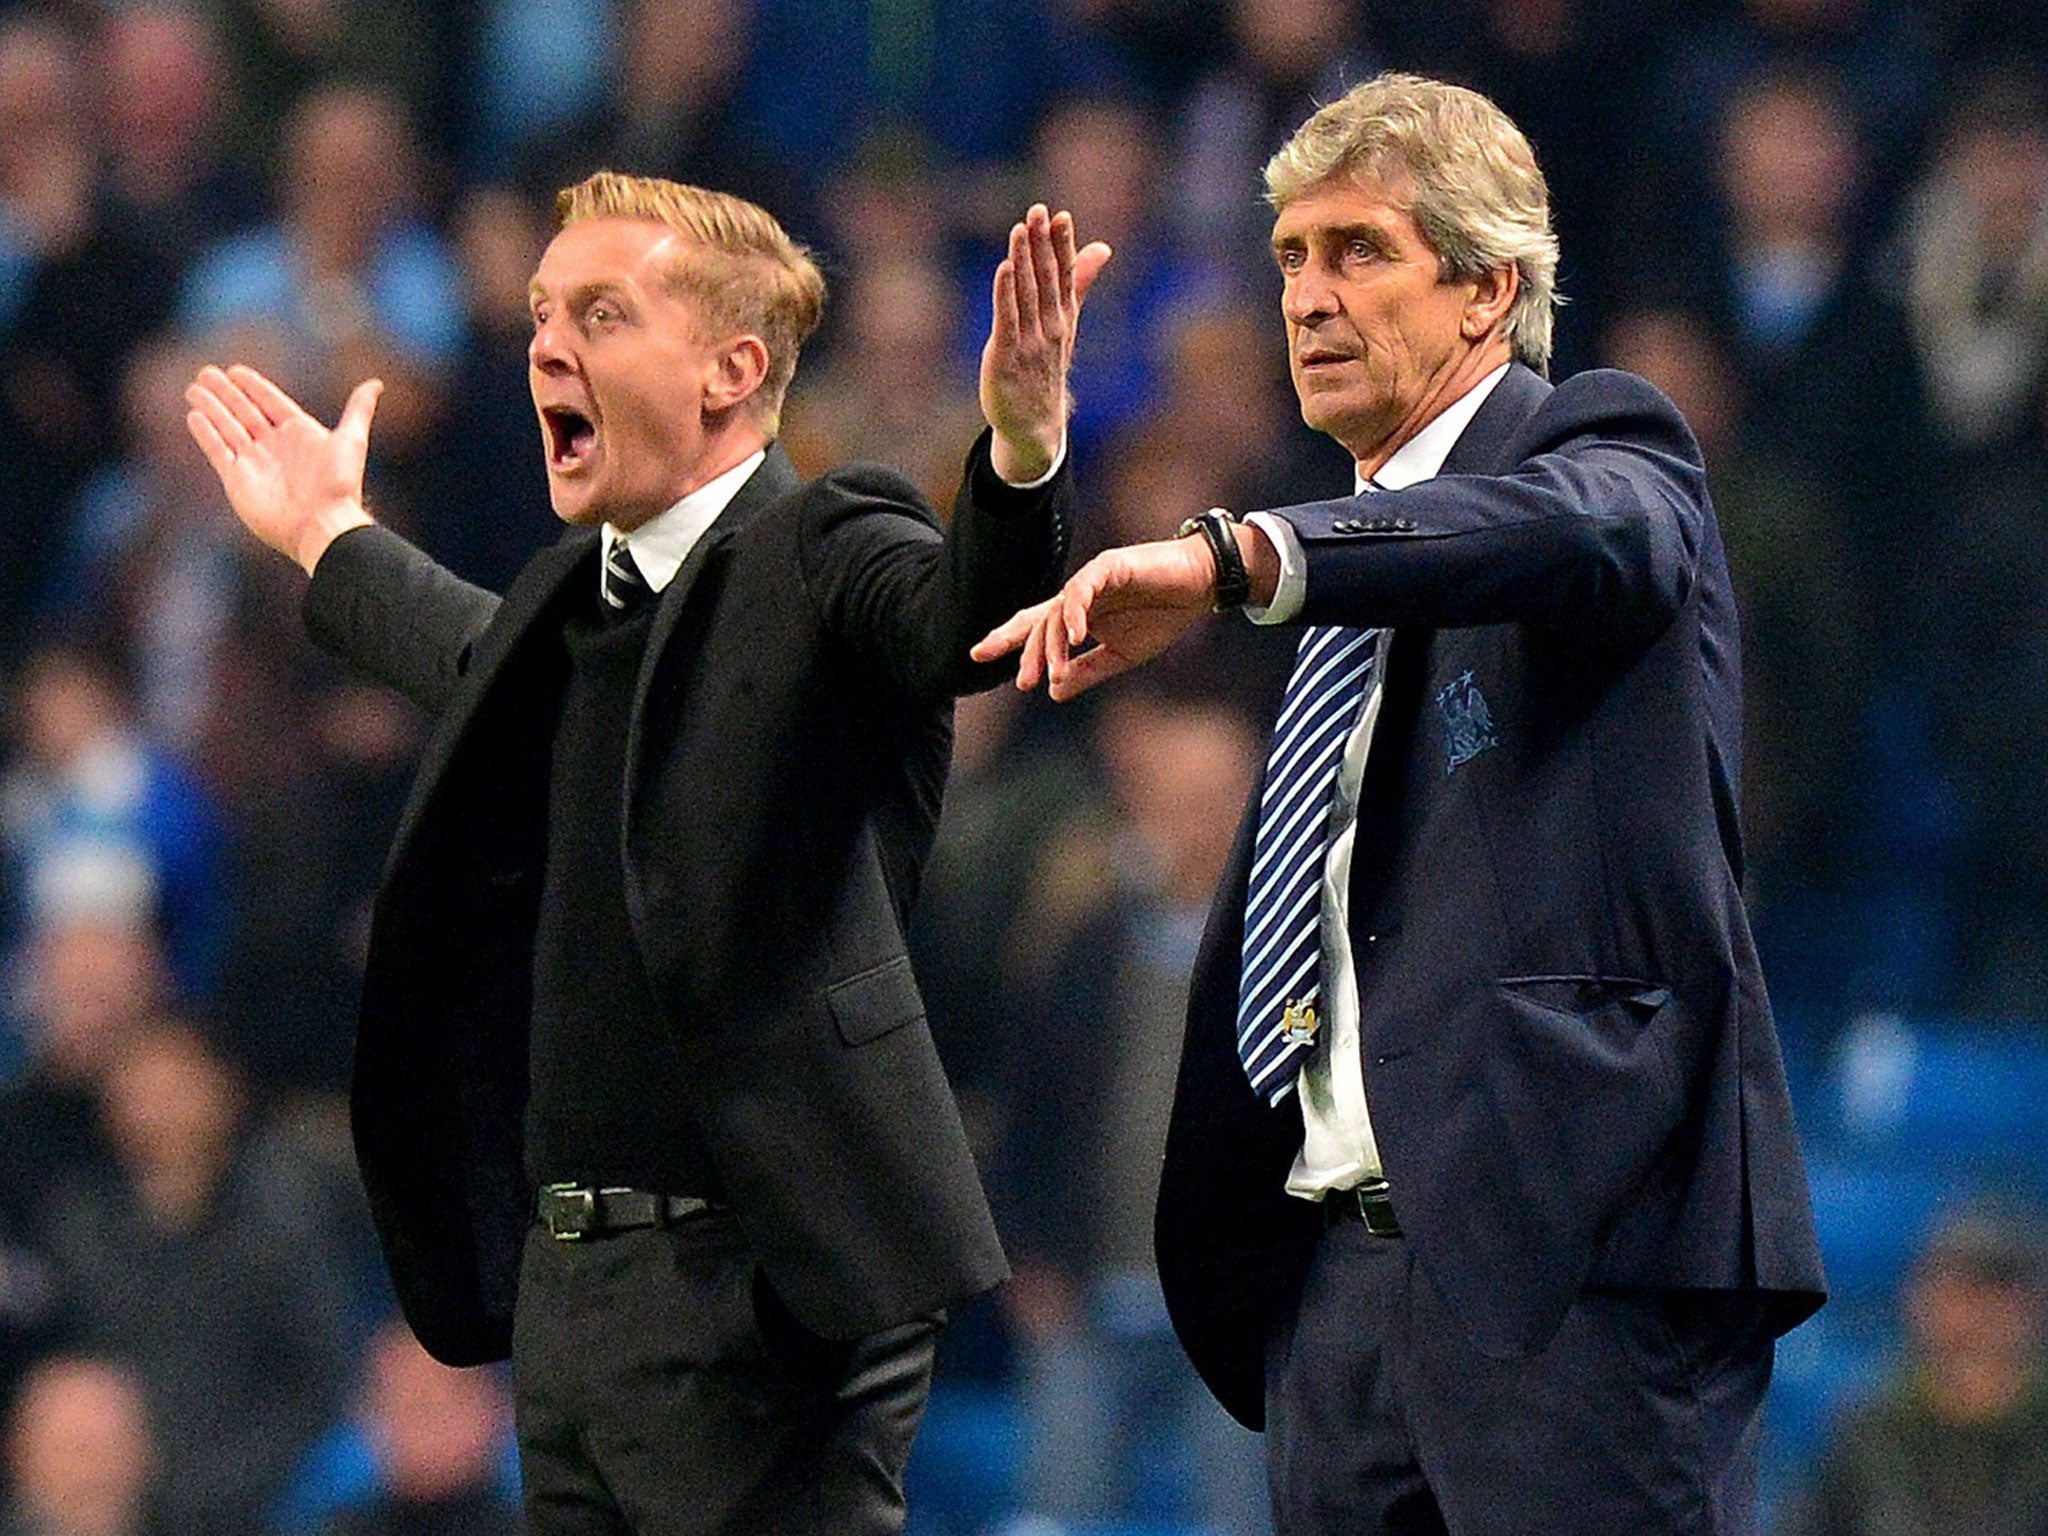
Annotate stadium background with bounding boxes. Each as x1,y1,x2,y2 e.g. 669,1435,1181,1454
2,0,2046,1532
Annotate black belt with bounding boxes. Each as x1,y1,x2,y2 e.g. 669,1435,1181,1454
537,1183,722,1242
1325,1178,1402,1237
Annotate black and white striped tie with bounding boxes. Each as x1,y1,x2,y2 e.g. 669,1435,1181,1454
1236,618,1383,1103
603,538,653,615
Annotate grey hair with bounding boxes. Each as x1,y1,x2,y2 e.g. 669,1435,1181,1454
1265,72,1560,372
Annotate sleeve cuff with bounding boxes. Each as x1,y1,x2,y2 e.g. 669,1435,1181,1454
996,432,1067,490
1242,512,1307,624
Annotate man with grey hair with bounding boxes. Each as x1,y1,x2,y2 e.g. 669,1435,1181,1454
978,72,1826,1535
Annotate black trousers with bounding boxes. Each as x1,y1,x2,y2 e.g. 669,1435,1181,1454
511,1212,938,1536
1265,1218,1774,1536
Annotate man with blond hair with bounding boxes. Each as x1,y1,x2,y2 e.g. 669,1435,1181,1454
979,73,1825,1534
185,172,1108,1534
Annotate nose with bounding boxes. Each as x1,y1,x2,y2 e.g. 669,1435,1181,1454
1282,261,1338,327
529,314,572,375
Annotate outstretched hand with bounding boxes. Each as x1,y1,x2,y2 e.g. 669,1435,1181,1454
980,204,1112,484
184,364,382,575
971,536,1219,701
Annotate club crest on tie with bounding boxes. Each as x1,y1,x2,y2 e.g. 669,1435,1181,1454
1436,671,1499,773
1282,998,1319,1044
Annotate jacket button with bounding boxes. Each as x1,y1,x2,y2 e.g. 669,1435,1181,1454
1394,518,1416,532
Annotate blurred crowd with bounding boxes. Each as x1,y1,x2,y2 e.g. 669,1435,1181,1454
3,0,2048,1532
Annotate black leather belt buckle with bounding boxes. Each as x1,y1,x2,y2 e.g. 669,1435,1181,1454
1329,1177,1402,1238
541,1183,600,1241
539,1184,720,1241
1357,1189,1402,1238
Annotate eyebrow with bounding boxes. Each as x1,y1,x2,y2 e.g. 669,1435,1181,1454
527,279,633,310
1274,223,1401,270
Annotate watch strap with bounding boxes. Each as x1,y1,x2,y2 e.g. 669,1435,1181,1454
1177,508,1251,612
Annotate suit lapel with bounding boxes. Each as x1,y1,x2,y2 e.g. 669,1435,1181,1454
634,445,801,683
383,530,594,879
625,445,804,812
1441,362,1551,477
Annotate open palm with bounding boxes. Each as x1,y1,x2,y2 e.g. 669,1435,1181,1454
185,364,381,574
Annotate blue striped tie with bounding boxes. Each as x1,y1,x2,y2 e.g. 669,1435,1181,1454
1237,621,1382,1103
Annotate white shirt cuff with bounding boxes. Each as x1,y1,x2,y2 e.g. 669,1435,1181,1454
1242,511,1306,624
997,432,1067,490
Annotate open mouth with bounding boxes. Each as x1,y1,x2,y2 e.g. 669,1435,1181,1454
541,406,598,470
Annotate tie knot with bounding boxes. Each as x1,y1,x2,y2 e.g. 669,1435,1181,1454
603,539,653,615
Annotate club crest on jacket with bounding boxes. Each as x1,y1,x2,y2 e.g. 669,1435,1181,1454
1437,671,1499,773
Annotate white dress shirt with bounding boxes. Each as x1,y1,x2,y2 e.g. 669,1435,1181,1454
1238,363,1510,1199
600,448,767,597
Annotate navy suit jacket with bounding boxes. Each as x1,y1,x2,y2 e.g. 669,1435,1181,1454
1155,364,1827,1429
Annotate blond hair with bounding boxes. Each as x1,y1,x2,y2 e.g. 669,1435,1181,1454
556,171,826,431
1265,73,1560,372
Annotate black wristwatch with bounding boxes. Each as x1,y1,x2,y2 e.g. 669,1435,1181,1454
1177,508,1252,612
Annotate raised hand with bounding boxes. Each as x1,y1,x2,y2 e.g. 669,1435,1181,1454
184,364,383,575
980,204,1112,484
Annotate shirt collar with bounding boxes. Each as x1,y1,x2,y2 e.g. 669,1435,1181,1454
601,448,768,595
1356,363,1511,493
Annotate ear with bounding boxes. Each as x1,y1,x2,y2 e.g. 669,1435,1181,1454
704,334,771,415
1461,264,1519,343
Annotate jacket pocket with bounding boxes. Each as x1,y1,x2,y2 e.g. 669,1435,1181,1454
824,955,925,1047
1496,974,1680,1098
1497,974,1670,1024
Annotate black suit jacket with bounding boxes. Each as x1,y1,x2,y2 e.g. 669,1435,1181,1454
1156,365,1827,1428
305,437,1068,1366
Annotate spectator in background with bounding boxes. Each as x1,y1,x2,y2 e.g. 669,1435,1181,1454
0,644,221,1006
40,1020,355,1536
0,1355,162,1536
782,254,986,506
313,1322,518,1536
1634,0,1935,254
0,916,164,1408
1901,68,2048,455
0,15,178,671
1112,304,1339,529
0,915,161,1213
1175,0,1382,288
816,129,956,276
463,0,613,183
40,337,256,757
1704,64,1931,630
994,679,1268,1536
1007,92,1217,459
210,0,443,173
89,7,262,271
535,0,807,241
179,83,463,468
201,606,422,1101
1786,1202,2048,1536
907,681,1106,1187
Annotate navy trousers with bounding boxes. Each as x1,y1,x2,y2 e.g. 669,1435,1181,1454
1265,1217,1773,1536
